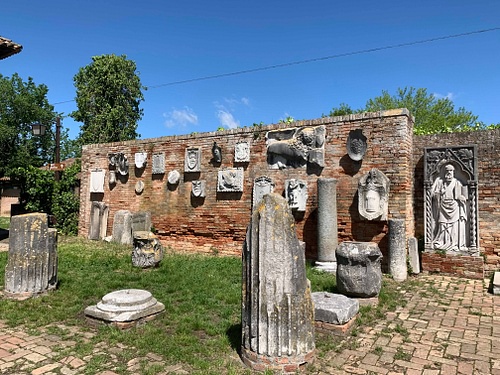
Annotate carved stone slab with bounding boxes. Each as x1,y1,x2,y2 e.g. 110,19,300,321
109,153,129,176
266,125,325,169
152,153,165,174
132,231,164,268
424,145,478,256
252,176,274,209
235,141,250,162
358,168,390,221
346,129,367,161
191,180,206,198
184,147,201,172
90,169,105,193
134,152,147,169
285,178,307,211
312,292,359,325
89,202,109,240
217,168,244,192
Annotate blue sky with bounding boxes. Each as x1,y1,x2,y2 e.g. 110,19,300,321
2,1,499,140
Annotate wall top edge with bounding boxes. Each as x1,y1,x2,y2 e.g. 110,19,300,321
81,108,412,150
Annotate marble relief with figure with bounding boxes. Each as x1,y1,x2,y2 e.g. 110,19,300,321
191,180,206,198
184,147,201,172
424,146,478,255
252,176,275,209
217,168,244,192
234,141,250,162
285,178,307,212
358,168,389,221
266,125,325,169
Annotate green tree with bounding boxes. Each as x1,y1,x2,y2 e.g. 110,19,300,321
326,87,492,135
0,73,57,176
71,54,145,145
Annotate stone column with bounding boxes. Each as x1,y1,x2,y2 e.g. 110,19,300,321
241,193,315,373
4,213,58,299
388,219,407,282
315,178,338,272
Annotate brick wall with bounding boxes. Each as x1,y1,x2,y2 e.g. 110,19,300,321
413,129,500,278
79,109,414,261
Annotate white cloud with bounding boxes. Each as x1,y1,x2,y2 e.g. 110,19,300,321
163,107,198,128
217,109,240,129
433,92,456,101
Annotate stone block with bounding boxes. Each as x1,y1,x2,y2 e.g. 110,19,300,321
312,292,359,325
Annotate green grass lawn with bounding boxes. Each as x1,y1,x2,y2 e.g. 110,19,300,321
0,236,408,374
0,216,9,230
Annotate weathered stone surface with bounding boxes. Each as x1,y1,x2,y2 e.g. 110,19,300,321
131,211,152,233
336,241,382,298
493,272,500,295
84,289,165,324
408,236,420,274
241,193,315,372
317,178,338,263
388,219,407,282
112,210,133,245
132,231,164,268
312,292,359,325
4,213,58,299
89,201,109,240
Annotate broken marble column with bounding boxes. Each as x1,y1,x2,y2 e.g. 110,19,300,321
315,178,338,273
4,213,58,299
132,231,164,268
241,193,315,372
388,219,407,282
336,241,382,298
408,237,420,274
112,210,133,245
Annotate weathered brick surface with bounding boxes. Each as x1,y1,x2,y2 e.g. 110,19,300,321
79,110,415,260
413,129,500,277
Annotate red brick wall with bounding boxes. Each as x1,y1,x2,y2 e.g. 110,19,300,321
79,109,414,261
413,129,500,278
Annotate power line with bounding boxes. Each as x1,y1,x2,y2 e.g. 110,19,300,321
53,26,500,105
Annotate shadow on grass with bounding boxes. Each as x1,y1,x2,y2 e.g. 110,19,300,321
226,323,242,353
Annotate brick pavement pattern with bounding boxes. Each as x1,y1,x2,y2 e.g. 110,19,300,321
0,275,499,374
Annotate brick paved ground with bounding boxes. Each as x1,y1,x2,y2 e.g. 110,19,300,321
1,270,499,374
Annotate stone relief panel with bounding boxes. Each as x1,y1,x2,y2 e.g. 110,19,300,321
109,153,129,176
134,152,147,169
235,141,250,163
285,178,307,212
167,170,180,185
191,180,206,198
266,125,325,169
424,146,478,256
217,168,244,192
358,168,389,221
346,129,367,161
90,169,105,193
89,202,109,240
152,153,165,174
184,147,201,172
212,142,222,164
252,176,275,209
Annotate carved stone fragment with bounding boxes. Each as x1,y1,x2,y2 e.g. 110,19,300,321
252,176,274,209
132,231,164,268
4,213,58,299
358,168,390,221
217,168,244,192
191,180,206,198
241,193,315,372
112,210,133,245
90,169,105,193
346,129,367,161
234,141,250,162
167,170,180,185
266,125,325,169
184,147,201,172
134,152,147,169
152,153,165,174
89,201,109,240
285,178,307,211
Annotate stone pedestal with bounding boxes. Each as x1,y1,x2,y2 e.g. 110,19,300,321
4,213,58,299
132,231,164,268
84,289,165,329
388,219,407,282
336,241,382,298
241,193,315,373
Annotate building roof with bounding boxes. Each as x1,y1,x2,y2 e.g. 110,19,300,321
0,36,23,60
